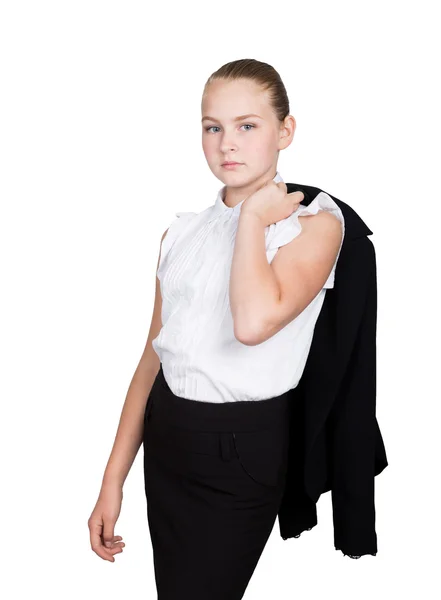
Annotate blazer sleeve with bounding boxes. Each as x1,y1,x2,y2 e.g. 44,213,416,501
330,237,379,558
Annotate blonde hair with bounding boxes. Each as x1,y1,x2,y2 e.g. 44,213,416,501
203,58,290,124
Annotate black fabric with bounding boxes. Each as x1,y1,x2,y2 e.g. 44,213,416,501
143,366,291,599
276,183,389,558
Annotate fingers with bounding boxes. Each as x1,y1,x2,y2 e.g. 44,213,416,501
276,182,287,195
89,520,115,561
287,190,305,201
89,518,125,562
103,521,116,549
102,536,126,561
288,190,305,211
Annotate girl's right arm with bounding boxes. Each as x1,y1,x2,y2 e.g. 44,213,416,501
88,228,168,562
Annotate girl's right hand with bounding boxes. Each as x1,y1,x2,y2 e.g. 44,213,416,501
242,181,304,228
88,482,125,562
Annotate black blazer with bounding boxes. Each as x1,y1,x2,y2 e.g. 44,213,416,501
277,183,389,559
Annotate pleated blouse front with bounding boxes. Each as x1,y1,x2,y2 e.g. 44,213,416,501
152,171,345,403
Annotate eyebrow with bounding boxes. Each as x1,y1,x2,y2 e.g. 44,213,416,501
201,113,263,123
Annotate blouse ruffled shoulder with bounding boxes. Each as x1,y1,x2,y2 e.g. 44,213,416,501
265,191,345,289
157,211,198,278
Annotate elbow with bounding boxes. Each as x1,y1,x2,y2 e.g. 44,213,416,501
234,305,289,346
233,303,279,346
234,321,265,346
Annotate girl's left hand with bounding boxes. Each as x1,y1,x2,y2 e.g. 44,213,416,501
242,180,304,228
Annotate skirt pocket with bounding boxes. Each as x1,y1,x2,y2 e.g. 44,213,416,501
232,428,288,488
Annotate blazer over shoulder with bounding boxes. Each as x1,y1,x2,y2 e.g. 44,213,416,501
277,182,389,559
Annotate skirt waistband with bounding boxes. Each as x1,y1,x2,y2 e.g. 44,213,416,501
147,364,292,433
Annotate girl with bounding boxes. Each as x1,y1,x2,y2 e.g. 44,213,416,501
88,59,344,599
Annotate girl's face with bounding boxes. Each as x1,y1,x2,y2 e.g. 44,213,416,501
201,78,295,193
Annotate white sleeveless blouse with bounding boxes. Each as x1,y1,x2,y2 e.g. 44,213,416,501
152,171,345,403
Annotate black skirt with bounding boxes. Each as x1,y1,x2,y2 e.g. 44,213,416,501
142,364,291,600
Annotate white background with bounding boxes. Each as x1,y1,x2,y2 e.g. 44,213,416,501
1,0,440,598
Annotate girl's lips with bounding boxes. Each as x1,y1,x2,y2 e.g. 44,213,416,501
222,163,243,169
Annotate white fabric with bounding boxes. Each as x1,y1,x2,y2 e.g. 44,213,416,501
152,171,345,403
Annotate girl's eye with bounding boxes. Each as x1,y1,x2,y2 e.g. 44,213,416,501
204,124,255,133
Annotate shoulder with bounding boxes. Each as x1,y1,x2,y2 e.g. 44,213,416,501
156,211,200,275
164,211,199,238
299,209,343,238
